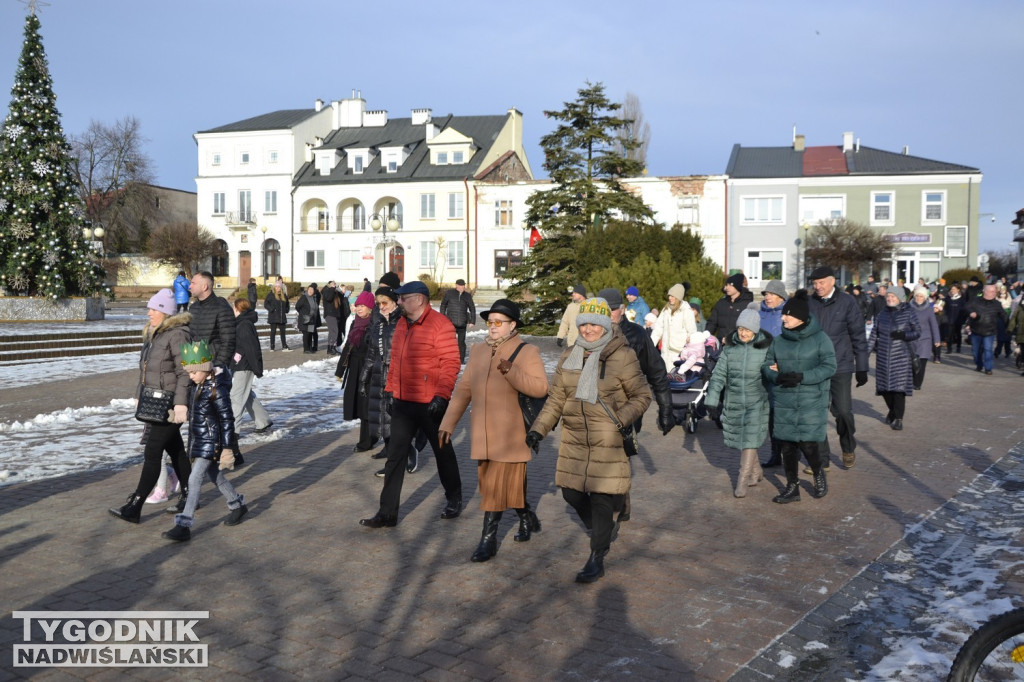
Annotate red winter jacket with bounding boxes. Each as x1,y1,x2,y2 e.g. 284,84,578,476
385,306,461,403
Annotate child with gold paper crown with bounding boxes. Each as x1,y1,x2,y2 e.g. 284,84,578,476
162,340,248,542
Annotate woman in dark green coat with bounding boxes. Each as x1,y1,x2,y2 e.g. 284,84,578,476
705,306,772,498
762,290,837,504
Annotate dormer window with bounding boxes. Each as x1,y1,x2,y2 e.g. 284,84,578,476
354,156,364,173
452,151,464,164
240,151,250,165
437,152,448,165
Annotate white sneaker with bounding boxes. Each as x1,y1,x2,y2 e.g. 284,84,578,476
145,488,169,504
167,467,180,494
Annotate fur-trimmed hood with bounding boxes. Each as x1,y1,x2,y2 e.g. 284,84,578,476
143,311,192,342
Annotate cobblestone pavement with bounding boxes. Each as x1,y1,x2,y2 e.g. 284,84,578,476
1,340,1023,680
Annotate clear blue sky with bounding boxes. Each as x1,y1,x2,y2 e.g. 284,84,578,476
2,0,1021,252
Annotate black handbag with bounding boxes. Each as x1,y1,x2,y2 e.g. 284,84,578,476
135,386,174,424
597,397,639,458
507,342,548,431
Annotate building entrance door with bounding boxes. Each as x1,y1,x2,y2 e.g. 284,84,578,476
389,246,404,283
239,251,251,288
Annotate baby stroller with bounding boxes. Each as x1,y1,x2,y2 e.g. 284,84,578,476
668,335,722,433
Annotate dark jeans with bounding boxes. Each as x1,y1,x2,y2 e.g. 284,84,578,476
820,372,855,456
454,325,467,363
134,422,191,497
378,399,462,518
781,440,822,483
561,487,623,553
882,392,906,420
269,323,288,349
972,333,995,372
302,330,316,352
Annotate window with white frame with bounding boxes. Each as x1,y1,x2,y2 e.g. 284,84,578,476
745,249,784,283
871,191,894,225
421,194,435,219
240,151,250,165
678,195,699,225
316,207,329,231
741,196,785,224
264,190,277,214
447,240,464,267
922,190,946,223
238,190,252,222
419,242,436,268
452,151,464,164
944,225,968,257
305,250,325,268
495,200,513,227
387,157,397,173
268,150,278,164
436,151,448,165
338,250,360,269
800,195,845,224
213,192,225,215
211,153,221,167
354,156,364,173
448,193,464,219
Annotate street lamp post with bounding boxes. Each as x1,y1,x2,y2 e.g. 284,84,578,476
369,212,401,278
82,224,105,256
260,225,269,284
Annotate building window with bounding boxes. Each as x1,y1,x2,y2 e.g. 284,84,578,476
240,151,250,165
339,250,360,269
678,195,699,225
922,190,946,223
387,159,397,172
448,193,464,219
448,240,464,267
495,200,513,227
268,150,278,164
305,250,325,268
212,153,221,167
238,190,252,222
452,151,464,164
419,241,436,268
351,204,366,231
799,195,845,224
741,196,784,224
421,194,435,219
354,156,364,173
745,249,784,284
263,238,281,277
945,225,968,257
437,152,448,165
264,190,277,214
494,249,523,278
317,207,329,231
213,192,225,215
871,192,894,225
212,240,229,277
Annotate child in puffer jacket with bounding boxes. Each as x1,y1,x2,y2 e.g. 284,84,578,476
675,331,712,377
162,340,248,542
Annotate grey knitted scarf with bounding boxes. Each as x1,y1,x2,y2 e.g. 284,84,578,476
563,331,613,403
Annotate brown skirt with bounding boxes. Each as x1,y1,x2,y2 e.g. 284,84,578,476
477,460,526,511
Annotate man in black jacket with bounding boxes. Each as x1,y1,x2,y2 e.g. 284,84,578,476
321,280,346,356
706,273,755,343
599,288,675,524
188,271,236,370
807,266,869,470
439,278,476,363
966,284,1007,374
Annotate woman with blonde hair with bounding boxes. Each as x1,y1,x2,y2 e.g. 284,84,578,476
650,283,696,372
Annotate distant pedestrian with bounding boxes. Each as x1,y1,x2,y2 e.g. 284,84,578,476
246,278,257,307
263,281,291,352
230,299,272,435
624,286,651,324
172,271,190,313
321,280,346,356
868,288,920,430
965,284,1008,375
440,278,477,363
650,283,697,372
706,273,754,344
908,287,941,388
362,278,372,293
295,284,322,354
557,284,587,347
336,291,377,452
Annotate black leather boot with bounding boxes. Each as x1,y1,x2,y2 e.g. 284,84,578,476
513,508,541,542
811,469,828,499
108,493,144,523
772,482,801,504
575,549,608,583
471,512,502,562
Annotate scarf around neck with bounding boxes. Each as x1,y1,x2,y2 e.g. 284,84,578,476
563,331,613,403
486,329,517,355
348,313,372,349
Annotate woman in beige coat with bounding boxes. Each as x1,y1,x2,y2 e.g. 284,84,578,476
526,297,652,583
650,282,697,372
439,299,549,563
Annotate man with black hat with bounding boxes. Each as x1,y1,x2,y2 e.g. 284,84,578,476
706,272,754,343
439,278,476,363
359,280,463,528
807,265,869,470
557,285,587,347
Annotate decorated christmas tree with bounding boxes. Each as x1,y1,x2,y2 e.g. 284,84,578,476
0,9,105,298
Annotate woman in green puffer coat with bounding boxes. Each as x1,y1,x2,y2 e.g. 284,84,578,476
762,290,837,504
705,306,772,498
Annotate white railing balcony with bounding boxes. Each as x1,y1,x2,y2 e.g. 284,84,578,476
225,210,255,227
337,215,367,231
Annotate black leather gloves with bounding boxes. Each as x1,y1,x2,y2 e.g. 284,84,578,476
427,395,448,420
556,338,565,347
777,372,803,388
707,403,723,421
855,370,868,387
657,405,675,435
525,430,543,452
890,330,906,340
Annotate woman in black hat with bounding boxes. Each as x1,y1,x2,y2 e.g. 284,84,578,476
438,299,549,563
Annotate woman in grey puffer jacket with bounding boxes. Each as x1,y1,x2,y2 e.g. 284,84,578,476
109,289,193,524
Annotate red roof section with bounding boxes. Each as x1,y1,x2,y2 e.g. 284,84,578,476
803,145,849,176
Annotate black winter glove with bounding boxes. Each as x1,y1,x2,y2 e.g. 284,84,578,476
890,330,906,340
383,392,394,415
777,372,803,388
657,404,675,435
427,395,449,421
707,403,723,421
525,430,543,452
556,337,565,347
855,370,868,387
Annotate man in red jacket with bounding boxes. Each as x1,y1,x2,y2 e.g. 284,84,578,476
360,280,464,527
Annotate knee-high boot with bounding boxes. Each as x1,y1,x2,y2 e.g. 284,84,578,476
513,506,541,542
470,511,502,562
735,449,762,497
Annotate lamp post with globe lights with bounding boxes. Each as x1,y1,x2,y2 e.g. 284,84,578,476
260,225,269,284
369,212,401,278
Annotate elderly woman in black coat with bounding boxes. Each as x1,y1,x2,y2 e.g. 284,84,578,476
336,290,377,452
295,284,322,354
868,288,921,430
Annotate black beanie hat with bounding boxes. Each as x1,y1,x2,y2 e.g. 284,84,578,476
379,272,401,289
781,289,811,323
374,286,398,303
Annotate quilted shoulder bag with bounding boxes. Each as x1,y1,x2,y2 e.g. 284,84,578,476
136,386,174,424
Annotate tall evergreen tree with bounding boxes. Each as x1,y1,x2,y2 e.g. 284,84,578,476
0,10,104,298
505,81,654,331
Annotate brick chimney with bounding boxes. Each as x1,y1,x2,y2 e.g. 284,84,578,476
794,134,805,152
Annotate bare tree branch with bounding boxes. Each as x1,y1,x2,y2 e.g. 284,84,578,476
146,222,218,276
613,92,651,168
805,218,893,277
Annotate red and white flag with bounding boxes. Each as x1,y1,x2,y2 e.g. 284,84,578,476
529,227,542,247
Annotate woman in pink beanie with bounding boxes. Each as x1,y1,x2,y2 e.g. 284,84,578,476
336,290,379,452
